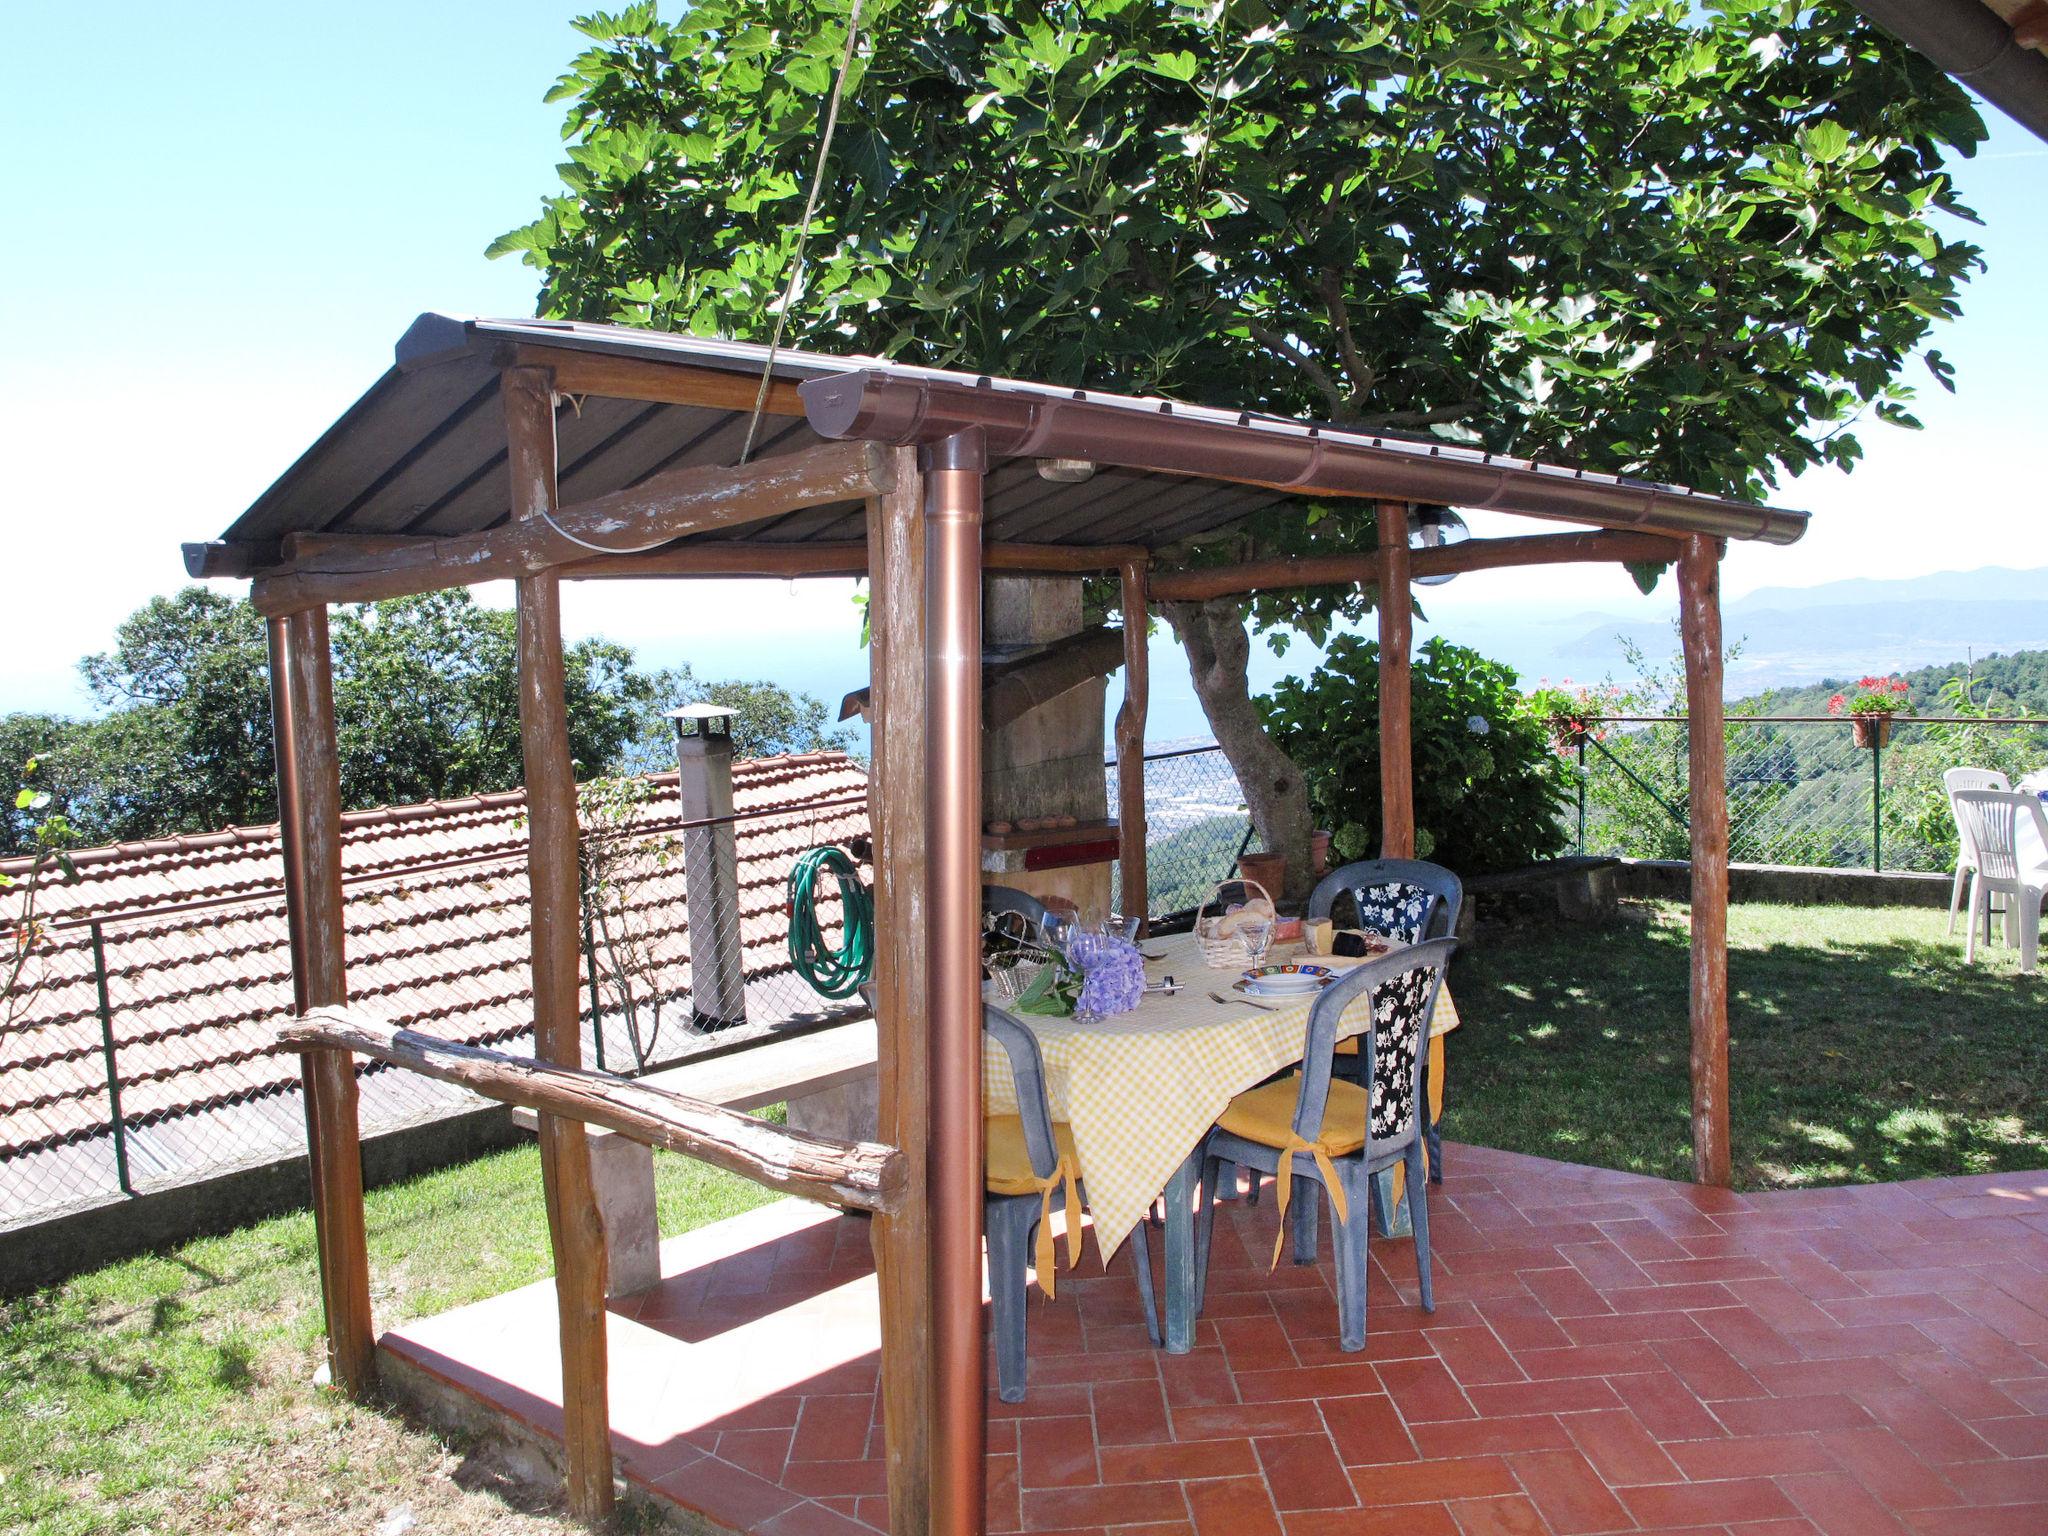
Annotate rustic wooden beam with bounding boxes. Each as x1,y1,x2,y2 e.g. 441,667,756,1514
983,625,1126,732
280,1010,904,1211
270,607,376,1400
506,365,615,1524
1116,559,1151,934
1377,504,1417,860
184,538,279,579
250,436,894,614
925,431,988,1536
838,623,1126,725
565,540,870,580
554,539,1142,581
1146,528,1684,602
258,534,1144,588
1679,534,1733,1188
516,343,810,416
985,541,1149,573
866,448,934,1536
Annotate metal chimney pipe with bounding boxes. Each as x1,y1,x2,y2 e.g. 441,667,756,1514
670,704,747,1033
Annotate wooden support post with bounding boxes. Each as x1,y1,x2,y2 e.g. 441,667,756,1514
269,609,376,1397
865,446,933,1536
925,431,987,1536
506,364,615,1522
1116,560,1151,933
1376,502,1416,859
1679,534,1732,1188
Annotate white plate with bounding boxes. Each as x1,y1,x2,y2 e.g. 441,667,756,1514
1243,975,1322,998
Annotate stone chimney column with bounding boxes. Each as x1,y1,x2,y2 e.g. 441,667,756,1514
670,704,748,1032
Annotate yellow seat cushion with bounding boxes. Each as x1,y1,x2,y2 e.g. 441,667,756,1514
1216,1073,1368,1158
1334,1035,1360,1056
985,1116,1080,1195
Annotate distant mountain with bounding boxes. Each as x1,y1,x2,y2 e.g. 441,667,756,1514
1560,565,2048,692
1733,565,2047,614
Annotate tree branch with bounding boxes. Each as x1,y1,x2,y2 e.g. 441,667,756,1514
1353,399,1484,430
1317,268,1376,404
1244,318,1351,421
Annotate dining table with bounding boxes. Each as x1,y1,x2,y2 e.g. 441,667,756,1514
983,926,1460,1352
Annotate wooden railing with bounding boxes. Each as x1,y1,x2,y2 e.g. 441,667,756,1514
282,1010,904,1214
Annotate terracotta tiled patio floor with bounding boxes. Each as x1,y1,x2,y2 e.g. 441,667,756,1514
381,1143,2048,1535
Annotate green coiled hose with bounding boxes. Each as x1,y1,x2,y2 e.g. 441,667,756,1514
786,844,875,998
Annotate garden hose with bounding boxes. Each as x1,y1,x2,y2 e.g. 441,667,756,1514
786,844,875,999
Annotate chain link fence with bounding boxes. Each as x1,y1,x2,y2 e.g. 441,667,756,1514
1569,715,2048,873
1108,743,1253,921
0,786,873,1232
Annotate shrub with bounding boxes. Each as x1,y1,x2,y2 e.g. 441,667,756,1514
1259,637,1572,875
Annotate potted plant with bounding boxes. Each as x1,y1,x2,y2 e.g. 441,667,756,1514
1828,675,1913,748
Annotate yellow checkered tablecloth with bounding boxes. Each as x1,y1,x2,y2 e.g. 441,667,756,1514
983,928,1458,1259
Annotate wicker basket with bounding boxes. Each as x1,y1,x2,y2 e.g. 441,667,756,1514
1193,879,1278,969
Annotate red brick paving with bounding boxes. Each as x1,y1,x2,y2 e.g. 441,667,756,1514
381,1143,2048,1534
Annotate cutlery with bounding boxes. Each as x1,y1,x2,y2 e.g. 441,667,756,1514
1211,989,1274,1012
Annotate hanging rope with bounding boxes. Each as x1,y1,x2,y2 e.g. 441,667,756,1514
739,0,870,465
787,843,875,998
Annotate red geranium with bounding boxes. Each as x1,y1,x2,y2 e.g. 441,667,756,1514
1828,676,1914,717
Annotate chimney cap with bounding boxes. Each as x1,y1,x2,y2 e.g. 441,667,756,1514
666,701,736,738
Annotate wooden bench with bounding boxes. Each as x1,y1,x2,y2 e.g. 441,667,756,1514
511,1019,879,1296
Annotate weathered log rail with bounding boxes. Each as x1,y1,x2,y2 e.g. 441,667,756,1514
279,1009,905,1215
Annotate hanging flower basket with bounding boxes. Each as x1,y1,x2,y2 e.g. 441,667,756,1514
1828,675,1912,750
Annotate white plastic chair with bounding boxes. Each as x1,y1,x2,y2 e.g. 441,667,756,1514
1943,768,2011,937
1952,789,2048,975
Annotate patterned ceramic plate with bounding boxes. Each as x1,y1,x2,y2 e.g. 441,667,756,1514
1236,963,1333,997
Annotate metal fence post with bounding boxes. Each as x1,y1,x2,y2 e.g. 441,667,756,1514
1871,737,1883,873
581,909,606,1074
1576,735,1588,852
88,921,133,1196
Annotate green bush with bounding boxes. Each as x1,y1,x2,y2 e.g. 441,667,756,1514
1259,636,1572,875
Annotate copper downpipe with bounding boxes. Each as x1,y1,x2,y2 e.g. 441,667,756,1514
924,428,987,1536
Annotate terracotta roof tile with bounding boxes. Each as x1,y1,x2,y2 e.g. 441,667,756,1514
0,756,868,1159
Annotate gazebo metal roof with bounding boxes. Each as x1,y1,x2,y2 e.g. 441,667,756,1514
194,313,1806,576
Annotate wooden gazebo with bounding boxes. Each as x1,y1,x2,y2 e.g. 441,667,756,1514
187,315,1806,1536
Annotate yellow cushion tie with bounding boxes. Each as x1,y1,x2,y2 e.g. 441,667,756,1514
1030,1154,1083,1297
1266,1135,1350,1270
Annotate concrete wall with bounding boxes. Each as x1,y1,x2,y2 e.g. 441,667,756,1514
1613,859,1952,909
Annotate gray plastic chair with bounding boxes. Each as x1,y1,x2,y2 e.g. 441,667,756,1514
1309,859,1461,1182
985,884,1053,932
985,1004,1159,1402
1193,939,1454,1352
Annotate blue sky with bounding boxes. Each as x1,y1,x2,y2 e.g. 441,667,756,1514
2,3,2042,722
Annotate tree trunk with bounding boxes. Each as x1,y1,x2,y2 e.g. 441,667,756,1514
1162,598,1314,902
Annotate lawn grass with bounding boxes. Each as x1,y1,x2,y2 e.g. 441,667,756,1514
0,1140,776,1535
1446,898,2048,1189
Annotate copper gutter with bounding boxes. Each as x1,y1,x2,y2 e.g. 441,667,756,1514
923,428,987,1536
800,372,1808,546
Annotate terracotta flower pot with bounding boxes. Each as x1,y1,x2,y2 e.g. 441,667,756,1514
1851,713,1893,750
1310,829,1333,877
1237,851,1287,896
